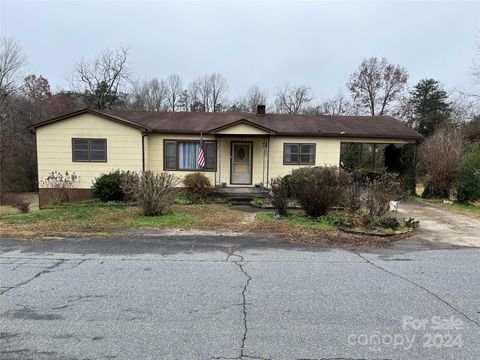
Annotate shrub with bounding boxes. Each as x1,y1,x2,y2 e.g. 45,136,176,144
421,127,464,199
136,171,178,216
379,217,400,230
338,169,361,212
404,217,420,229
365,172,403,217
289,166,346,217
251,197,264,208
120,171,140,202
39,171,79,203
455,147,480,203
14,200,30,213
92,171,124,202
269,177,290,216
182,173,213,203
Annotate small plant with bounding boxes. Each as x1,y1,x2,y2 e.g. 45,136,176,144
14,200,31,213
92,170,124,202
39,171,79,203
251,197,264,208
182,173,213,203
269,176,290,216
289,166,346,217
323,211,351,227
404,217,420,229
136,171,178,216
379,216,400,230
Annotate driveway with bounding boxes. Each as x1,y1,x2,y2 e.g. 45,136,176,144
399,200,480,247
1,227,480,360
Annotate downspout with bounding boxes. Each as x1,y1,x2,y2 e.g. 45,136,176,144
142,132,148,172
266,136,270,189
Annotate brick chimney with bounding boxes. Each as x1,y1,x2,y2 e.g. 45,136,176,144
256,104,266,116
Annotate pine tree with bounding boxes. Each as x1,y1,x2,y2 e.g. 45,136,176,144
408,79,452,137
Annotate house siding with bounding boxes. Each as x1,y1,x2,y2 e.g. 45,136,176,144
35,113,412,199
268,137,340,179
36,113,143,189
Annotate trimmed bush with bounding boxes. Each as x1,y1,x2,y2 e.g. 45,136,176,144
183,173,213,203
289,166,346,217
92,171,124,202
455,147,480,203
137,171,178,216
269,177,290,216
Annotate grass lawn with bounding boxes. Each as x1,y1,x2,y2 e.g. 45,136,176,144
415,197,480,218
0,201,246,238
0,199,407,248
256,212,335,230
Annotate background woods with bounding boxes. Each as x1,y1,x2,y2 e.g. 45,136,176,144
1,36,479,195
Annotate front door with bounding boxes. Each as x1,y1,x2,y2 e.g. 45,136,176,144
231,142,252,185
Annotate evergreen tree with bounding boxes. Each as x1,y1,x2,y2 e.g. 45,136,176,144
408,79,451,137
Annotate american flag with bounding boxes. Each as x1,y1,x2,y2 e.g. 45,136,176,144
197,133,205,168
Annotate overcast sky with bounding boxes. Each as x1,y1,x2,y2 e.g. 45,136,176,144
1,0,479,101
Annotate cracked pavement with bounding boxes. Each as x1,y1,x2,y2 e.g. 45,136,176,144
0,233,479,359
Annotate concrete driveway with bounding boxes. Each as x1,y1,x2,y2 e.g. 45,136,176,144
398,200,480,248
1,224,479,360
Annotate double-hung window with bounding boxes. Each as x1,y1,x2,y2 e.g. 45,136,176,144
283,143,315,165
164,140,216,171
72,138,107,162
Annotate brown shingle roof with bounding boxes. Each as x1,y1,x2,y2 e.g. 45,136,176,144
31,108,422,140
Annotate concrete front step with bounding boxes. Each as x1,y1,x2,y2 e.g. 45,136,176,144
214,187,268,203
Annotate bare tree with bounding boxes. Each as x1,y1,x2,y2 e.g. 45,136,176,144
0,37,26,103
165,74,183,112
70,46,130,110
130,78,168,111
421,127,464,198
209,73,228,112
275,83,313,114
319,93,350,115
347,57,408,116
244,86,268,113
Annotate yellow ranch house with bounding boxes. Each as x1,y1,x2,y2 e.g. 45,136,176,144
31,106,421,206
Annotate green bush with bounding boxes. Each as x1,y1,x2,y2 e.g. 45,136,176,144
92,171,124,202
289,166,346,217
137,171,178,216
269,177,290,216
182,173,213,203
455,147,480,203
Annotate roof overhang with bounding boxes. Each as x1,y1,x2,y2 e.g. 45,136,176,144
208,119,276,135
29,108,151,133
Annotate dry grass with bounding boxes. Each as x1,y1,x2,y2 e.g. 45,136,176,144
0,192,39,215
0,200,410,247
253,213,407,249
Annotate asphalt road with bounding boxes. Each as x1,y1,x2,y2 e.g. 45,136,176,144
1,234,479,360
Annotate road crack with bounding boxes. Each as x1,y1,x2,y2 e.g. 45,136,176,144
0,259,66,295
353,252,480,328
212,253,268,360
